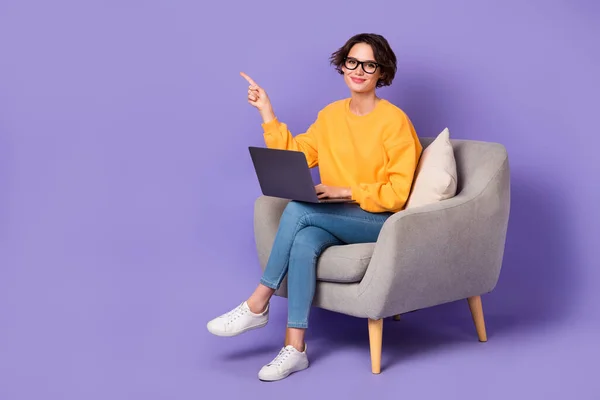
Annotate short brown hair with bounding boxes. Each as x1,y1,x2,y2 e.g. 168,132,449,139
329,33,397,88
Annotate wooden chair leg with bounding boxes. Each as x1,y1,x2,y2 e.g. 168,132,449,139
368,318,383,374
467,296,487,342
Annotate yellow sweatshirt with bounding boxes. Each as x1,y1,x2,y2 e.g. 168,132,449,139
262,98,422,213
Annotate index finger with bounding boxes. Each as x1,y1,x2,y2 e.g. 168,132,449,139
240,72,258,87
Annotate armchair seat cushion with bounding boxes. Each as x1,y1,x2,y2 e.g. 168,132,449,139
316,243,376,283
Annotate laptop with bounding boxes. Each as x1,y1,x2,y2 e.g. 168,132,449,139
248,146,355,204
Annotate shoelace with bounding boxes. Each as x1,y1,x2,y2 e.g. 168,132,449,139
223,304,248,323
267,347,292,367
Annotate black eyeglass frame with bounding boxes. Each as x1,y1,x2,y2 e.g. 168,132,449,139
343,57,380,74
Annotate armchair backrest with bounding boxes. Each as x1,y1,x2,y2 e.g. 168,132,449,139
418,138,509,199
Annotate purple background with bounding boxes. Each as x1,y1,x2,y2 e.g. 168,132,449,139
1,0,599,399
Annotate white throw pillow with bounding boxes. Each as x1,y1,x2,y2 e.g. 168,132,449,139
405,127,457,209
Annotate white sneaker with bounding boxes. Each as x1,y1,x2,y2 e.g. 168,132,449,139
206,301,269,337
258,345,309,381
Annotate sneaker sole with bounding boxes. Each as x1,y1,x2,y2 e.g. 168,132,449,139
258,361,309,382
207,319,268,337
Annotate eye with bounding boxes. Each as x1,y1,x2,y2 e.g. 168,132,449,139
366,63,377,70
347,58,357,65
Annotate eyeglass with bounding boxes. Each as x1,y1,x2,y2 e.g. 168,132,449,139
344,57,379,74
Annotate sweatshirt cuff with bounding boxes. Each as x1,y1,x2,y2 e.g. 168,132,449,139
350,184,363,203
261,117,280,135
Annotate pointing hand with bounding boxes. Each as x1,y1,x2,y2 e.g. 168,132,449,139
240,72,272,112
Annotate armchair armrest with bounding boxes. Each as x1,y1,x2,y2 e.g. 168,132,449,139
357,156,510,319
253,196,290,269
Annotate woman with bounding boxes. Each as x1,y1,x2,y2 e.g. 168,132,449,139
207,33,422,381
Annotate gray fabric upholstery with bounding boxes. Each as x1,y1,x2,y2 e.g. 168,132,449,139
253,137,510,320
316,243,375,283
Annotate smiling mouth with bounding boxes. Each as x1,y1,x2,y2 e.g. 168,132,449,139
351,77,366,83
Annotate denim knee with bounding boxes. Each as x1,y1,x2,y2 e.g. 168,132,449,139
280,201,312,227
291,226,330,255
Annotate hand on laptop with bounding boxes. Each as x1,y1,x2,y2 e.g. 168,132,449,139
315,184,352,200
241,72,276,124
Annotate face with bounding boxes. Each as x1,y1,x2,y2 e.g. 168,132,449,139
342,43,382,94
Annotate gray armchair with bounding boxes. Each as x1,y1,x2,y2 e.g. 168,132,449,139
253,137,510,374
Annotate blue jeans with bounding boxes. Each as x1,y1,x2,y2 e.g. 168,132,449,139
259,201,392,329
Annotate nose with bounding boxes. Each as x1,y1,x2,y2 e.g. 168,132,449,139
355,67,365,76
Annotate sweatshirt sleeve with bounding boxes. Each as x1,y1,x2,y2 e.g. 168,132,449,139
261,114,321,168
350,121,422,213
